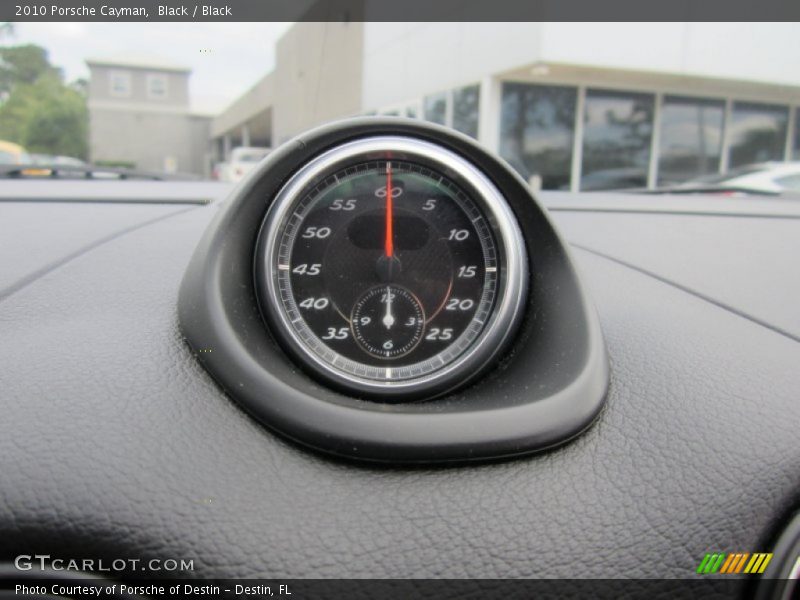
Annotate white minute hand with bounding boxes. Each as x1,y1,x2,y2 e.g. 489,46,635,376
382,286,395,329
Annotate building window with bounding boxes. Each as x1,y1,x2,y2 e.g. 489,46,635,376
452,84,480,139
423,92,447,125
657,95,725,186
727,101,789,168
406,106,417,119
499,83,576,190
109,70,131,97
147,73,169,99
581,89,654,190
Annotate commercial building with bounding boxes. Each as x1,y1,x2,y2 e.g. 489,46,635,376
86,55,211,176
211,21,364,159
213,22,800,190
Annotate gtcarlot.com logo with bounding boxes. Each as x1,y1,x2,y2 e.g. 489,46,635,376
14,554,194,573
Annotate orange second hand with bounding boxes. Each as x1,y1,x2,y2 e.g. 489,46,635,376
385,162,394,257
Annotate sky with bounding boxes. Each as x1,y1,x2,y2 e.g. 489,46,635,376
6,22,294,114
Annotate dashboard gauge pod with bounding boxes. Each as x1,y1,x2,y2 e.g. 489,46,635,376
179,117,609,463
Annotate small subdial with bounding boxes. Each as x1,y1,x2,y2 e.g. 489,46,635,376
351,285,425,359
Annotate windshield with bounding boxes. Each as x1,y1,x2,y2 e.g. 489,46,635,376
0,150,25,163
0,21,797,192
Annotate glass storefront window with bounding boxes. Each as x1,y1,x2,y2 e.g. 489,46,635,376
727,102,788,168
499,83,576,190
452,84,480,139
423,92,447,125
657,96,725,186
581,89,654,190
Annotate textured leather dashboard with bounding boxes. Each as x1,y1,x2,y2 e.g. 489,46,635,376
0,197,798,587
0,202,189,298
553,210,800,340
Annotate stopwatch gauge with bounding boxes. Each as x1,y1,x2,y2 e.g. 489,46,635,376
255,135,528,400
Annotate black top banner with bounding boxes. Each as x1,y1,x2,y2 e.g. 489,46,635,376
3,0,800,22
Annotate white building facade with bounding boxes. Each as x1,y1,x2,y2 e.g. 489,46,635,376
213,22,800,190
87,56,211,176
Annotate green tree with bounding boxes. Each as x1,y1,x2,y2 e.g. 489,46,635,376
0,80,35,141
0,43,87,159
24,78,88,158
0,44,58,93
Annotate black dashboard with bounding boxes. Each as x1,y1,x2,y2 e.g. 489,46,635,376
0,124,799,597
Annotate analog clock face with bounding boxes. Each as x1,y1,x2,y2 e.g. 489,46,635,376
256,136,527,399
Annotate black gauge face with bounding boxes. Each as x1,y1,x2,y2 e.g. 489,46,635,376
283,160,497,371
257,136,527,399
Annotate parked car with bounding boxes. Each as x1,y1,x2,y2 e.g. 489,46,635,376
680,161,800,194
0,140,32,165
211,161,225,181
217,146,271,182
30,154,87,167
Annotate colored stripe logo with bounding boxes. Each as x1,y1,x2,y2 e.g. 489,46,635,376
697,552,773,574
